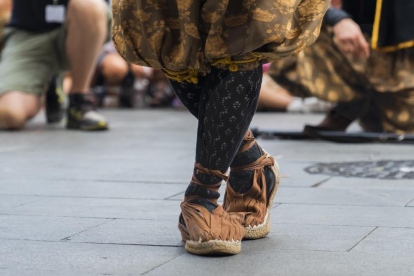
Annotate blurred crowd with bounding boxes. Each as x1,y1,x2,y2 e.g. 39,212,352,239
1,0,414,137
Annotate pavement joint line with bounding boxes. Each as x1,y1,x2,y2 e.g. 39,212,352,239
0,213,176,221
0,237,183,248
405,197,414,207
67,241,183,248
153,200,414,208
60,219,116,241
310,177,332,188
272,204,281,209
141,253,185,275
164,191,185,200
0,178,189,185
10,198,46,209
3,213,414,229
0,194,186,201
261,202,414,208
1,236,359,255
347,226,378,252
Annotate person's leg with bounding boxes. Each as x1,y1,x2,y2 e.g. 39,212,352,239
0,92,40,130
257,75,294,111
61,0,110,130
65,0,108,93
100,53,129,86
170,68,280,240
173,67,264,255
0,28,60,130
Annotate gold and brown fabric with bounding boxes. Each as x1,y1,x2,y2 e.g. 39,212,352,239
268,26,414,134
179,163,244,244
112,0,330,83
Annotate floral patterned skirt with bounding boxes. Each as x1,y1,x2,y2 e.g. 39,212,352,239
112,0,330,79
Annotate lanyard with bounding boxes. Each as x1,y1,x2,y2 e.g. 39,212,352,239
53,0,59,5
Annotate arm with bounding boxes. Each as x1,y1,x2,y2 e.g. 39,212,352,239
325,7,370,59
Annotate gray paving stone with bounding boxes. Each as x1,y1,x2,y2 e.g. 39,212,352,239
69,220,371,253
1,110,414,275
0,215,110,241
274,187,414,206
0,147,195,183
255,223,374,252
2,197,182,221
321,177,414,190
0,240,184,275
276,160,330,188
351,227,414,252
0,179,187,200
0,195,41,211
272,204,414,228
145,248,414,276
69,219,182,246
0,269,86,276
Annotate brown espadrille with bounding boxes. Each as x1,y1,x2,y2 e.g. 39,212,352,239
223,130,281,239
179,163,244,255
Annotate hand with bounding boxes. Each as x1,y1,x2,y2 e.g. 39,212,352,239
331,0,342,9
333,18,370,59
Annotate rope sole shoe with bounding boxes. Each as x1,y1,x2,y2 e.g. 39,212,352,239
243,152,280,239
223,129,281,240
178,164,244,256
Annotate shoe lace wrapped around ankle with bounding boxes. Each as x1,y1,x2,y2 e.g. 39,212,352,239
224,147,276,227
179,163,244,242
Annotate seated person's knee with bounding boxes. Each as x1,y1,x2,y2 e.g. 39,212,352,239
101,54,129,85
0,107,27,130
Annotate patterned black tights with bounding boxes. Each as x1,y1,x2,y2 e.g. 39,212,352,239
169,67,264,203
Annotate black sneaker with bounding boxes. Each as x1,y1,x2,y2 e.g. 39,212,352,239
67,94,108,131
46,75,66,124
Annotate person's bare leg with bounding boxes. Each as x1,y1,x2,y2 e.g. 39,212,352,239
0,92,41,130
258,84,294,111
65,0,107,93
100,54,129,86
64,0,109,130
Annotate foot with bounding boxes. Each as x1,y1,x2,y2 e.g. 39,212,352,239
223,130,281,239
67,94,108,131
304,109,354,136
45,76,66,124
179,164,244,255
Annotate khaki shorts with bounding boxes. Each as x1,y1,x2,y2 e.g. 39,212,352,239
0,5,112,97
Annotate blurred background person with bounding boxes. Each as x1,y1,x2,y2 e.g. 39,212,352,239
268,0,414,136
258,63,334,113
0,0,11,39
0,0,111,131
92,41,174,109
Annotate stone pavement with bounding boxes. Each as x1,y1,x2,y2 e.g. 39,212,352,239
1,110,414,276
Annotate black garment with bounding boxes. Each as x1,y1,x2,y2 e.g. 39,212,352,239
373,0,414,49
324,8,351,27
170,67,263,200
9,0,108,32
342,0,376,27
325,0,376,34
326,0,414,49
9,0,70,32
